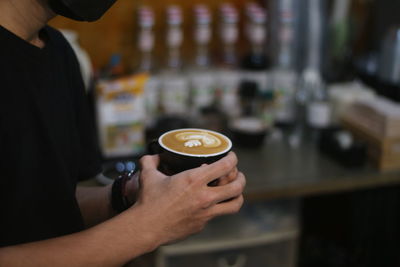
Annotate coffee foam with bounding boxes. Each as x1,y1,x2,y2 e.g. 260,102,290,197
159,128,231,156
175,132,221,148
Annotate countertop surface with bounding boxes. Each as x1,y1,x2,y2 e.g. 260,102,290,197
240,131,400,201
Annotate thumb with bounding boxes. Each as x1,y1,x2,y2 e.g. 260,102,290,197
139,155,160,171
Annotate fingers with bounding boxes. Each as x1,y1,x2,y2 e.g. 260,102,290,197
207,194,244,217
139,155,167,185
217,167,238,186
209,171,246,204
186,152,238,185
140,155,160,171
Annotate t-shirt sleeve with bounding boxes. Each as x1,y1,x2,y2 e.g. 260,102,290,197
74,83,102,181
61,33,102,181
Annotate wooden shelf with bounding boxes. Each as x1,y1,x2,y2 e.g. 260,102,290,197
159,228,299,256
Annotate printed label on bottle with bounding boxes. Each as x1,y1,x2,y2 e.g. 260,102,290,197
273,70,296,123
167,28,183,47
217,70,240,117
139,31,154,52
249,25,266,44
195,26,211,44
190,72,215,110
161,76,189,115
144,76,160,126
221,25,238,44
307,102,332,128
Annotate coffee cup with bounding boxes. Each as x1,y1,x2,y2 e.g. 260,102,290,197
148,128,233,176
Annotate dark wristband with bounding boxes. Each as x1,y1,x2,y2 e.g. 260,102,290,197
111,173,131,213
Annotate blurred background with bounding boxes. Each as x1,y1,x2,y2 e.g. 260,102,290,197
51,0,400,266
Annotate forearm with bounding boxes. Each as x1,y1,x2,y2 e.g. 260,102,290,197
76,174,140,227
76,184,114,227
0,206,159,267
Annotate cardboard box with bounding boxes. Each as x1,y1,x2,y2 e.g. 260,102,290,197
342,115,400,171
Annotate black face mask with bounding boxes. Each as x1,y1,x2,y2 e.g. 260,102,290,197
49,0,117,22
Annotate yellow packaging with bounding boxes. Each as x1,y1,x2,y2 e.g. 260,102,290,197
96,73,149,158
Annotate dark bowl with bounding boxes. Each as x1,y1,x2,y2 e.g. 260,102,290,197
230,128,268,148
229,117,269,148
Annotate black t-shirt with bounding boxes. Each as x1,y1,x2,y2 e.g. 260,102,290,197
0,25,101,246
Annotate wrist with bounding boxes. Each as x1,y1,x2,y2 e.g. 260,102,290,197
84,207,159,265
127,204,163,251
111,171,138,214
125,171,140,204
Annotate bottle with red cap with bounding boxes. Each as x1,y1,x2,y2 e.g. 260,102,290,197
136,6,160,130
216,3,241,118
159,5,190,117
241,3,270,97
189,4,216,116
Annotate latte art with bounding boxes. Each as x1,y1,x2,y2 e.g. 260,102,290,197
175,132,222,148
184,140,202,147
159,128,231,156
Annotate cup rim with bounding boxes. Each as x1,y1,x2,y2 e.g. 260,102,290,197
158,128,232,157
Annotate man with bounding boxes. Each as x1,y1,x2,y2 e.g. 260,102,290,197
0,0,246,266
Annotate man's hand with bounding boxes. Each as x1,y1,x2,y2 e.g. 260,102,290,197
0,153,244,267
132,152,246,246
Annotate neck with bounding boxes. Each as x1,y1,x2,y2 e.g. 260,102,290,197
0,0,55,48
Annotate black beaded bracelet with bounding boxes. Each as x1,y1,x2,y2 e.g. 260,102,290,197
111,173,131,213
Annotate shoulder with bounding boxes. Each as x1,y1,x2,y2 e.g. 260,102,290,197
45,26,81,84
45,26,81,66
45,26,68,46
45,26,74,54
45,27,87,101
